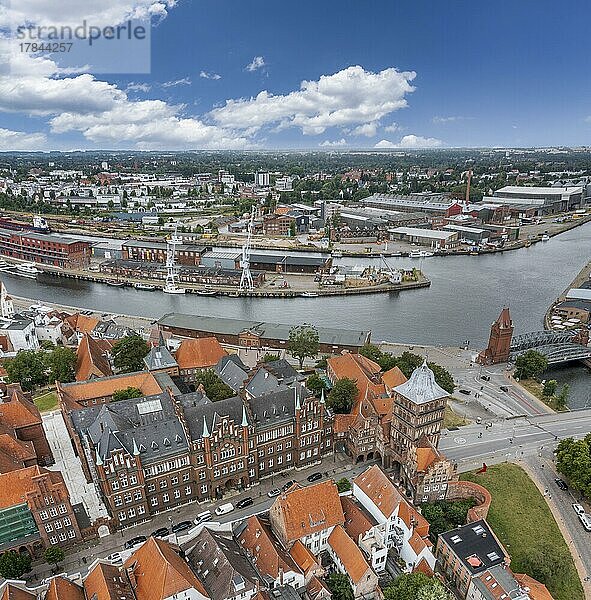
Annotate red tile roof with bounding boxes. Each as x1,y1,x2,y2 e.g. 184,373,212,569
237,515,301,580
75,334,115,381
0,584,36,600
328,525,371,585
513,574,554,600
174,337,227,370
381,366,407,391
125,537,209,600
0,389,42,429
0,465,64,509
84,562,135,600
327,354,385,408
271,480,344,544
341,496,374,542
45,576,85,600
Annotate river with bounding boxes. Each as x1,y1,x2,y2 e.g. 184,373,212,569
4,221,590,406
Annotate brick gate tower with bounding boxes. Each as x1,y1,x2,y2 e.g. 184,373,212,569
477,307,514,365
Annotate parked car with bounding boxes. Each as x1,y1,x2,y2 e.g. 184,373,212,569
194,511,212,525
151,527,169,538
124,535,147,549
171,520,193,533
579,513,591,532
572,503,586,517
267,488,281,498
236,497,254,509
459,389,471,395
215,502,235,516
555,478,568,491
307,472,323,483
500,385,509,392
106,552,123,565
480,375,491,381
282,480,296,492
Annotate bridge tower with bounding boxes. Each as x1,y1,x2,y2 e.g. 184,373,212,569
477,307,514,365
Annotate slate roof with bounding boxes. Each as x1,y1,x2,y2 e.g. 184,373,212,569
245,368,288,398
189,528,259,600
214,356,249,392
258,359,300,384
144,344,177,371
158,313,370,349
248,387,303,429
178,391,245,441
70,392,188,464
394,361,449,404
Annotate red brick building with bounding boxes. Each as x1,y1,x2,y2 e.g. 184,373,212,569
0,230,90,268
477,308,514,365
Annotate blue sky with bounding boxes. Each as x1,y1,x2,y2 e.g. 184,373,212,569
1,0,590,150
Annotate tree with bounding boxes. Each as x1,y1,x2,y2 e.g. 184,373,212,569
0,550,32,579
556,435,591,498
514,350,548,380
327,378,358,414
542,379,558,397
288,324,319,369
5,350,48,391
39,340,56,351
194,369,234,402
326,573,354,600
306,373,327,396
44,546,65,570
261,353,280,363
112,335,150,373
521,543,571,588
112,386,143,402
359,343,383,363
555,384,570,410
421,499,476,540
384,573,451,600
44,346,77,383
336,477,352,492
428,363,455,394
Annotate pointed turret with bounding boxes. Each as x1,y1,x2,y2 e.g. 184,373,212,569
320,389,325,404
294,385,301,411
241,404,249,428
95,448,103,466
132,438,140,456
202,415,210,438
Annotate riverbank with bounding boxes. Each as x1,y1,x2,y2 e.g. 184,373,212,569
544,258,591,329
13,262,431,298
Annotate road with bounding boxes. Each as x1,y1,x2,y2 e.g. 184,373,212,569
20,454,370,584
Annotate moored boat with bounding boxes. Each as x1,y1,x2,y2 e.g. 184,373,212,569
134,283,157,291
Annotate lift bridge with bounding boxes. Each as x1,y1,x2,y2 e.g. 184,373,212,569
510,330,591,365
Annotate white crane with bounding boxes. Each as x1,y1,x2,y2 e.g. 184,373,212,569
163,225,186,294
240,206,256,291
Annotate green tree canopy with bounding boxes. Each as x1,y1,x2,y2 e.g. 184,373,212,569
384,573,452,600
336,477,352,492
112,335,150,373
421,499,476,540
542,379,558,397
261,353,280,363
288,324,320,369
5,350,47,391
556,435,591,498
0,550,32,579
327,378,358,414
326,573,354,600
555,384,570,410
44,546,65,568
44,346,77,383
112,386,143,402
306,373,327,396
514,350,548,380
194,369,234,402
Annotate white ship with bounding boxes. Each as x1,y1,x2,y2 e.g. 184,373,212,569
14,263,39,278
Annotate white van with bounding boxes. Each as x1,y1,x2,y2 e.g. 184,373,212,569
579,513,591,532
194,510,212,525
214,502,235,516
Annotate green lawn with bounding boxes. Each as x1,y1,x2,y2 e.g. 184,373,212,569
33,390,58,412
462,463,583,600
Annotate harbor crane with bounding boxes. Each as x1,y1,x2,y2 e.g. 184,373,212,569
240,206,256,291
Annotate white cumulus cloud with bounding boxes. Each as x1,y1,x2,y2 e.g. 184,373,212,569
374,134,442,149
245,56,266,72
384,123,399,133
200,71,221,80
162,77,191,88
348,122,379,137
1,0,177,29
0,128,47,151
319,139,347,147
211,66,416,136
